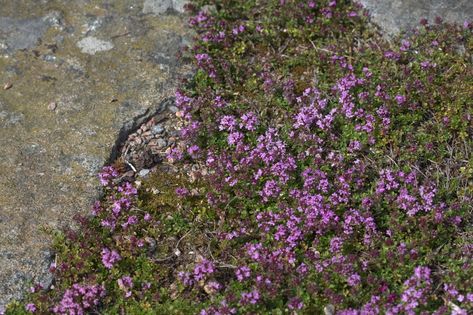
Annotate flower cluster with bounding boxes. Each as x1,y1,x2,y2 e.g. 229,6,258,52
98,166,118,186
101,247,121,269
52,284,105,314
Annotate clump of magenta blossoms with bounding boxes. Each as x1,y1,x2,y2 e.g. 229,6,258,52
98,166,118,186
52,284,105,315
101,247,121,269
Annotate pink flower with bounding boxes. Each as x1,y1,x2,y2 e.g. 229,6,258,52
101,248,121,269
25,303,36,313
235,266,251,282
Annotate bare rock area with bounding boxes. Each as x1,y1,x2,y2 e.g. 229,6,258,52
0,0,191,310
359,0,472,35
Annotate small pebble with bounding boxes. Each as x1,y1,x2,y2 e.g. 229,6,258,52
157,138,167,148
138,169,150,177
151,124,164,134
324,304,335,315
3,82,13,90
48,102,57,111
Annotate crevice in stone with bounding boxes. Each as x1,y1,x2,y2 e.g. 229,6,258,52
106,97,175,165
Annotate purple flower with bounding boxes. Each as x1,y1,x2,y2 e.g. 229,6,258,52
205,280,222,293
400,39,411,52
213,95,227,108
195,53,210,64
232,24,245,35
110,197,131,216
348,11,358,18
246,243,263,261
347,273,361,287
25,303,36,313
348,140,361,152
30,284,43,293
259,179,281,202
330,237,344,252
101,217,116,230
175,187,190,197
112,200,122,215
288,297,304,310
53,283,105,314
219,115,237,131
297,263,308,275
194,259,215,281
240,289,260,305
228,131,244,146
98,166,118,186
166,147,183,163
240,112,259,131
178,271,194,286
384,51,400,61
390,266,432,313
395,94,407,105
101,248,121,269
121,215,138,229
376,169,400,194
118,182,137,196
117,275,134,298
420,60,435,70
235,266,251,282
175,90,193,109
194,53,217,78
187,145,200,158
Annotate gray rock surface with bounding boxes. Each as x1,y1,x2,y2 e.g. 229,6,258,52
359,0,473,35
0,0,193,310
143,0,173,14
173,0,191,13
143,0,191,15
0,16,51,52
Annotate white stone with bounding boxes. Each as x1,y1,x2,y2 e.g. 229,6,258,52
138,168,151,177
77,36,113,55
143,0,173,15
172,0,190,13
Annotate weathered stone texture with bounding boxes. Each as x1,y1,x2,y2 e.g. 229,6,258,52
359,0,473,35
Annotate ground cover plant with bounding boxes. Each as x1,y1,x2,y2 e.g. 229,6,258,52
6,0,473,314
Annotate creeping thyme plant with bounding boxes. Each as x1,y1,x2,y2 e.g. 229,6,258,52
7,0,473,314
